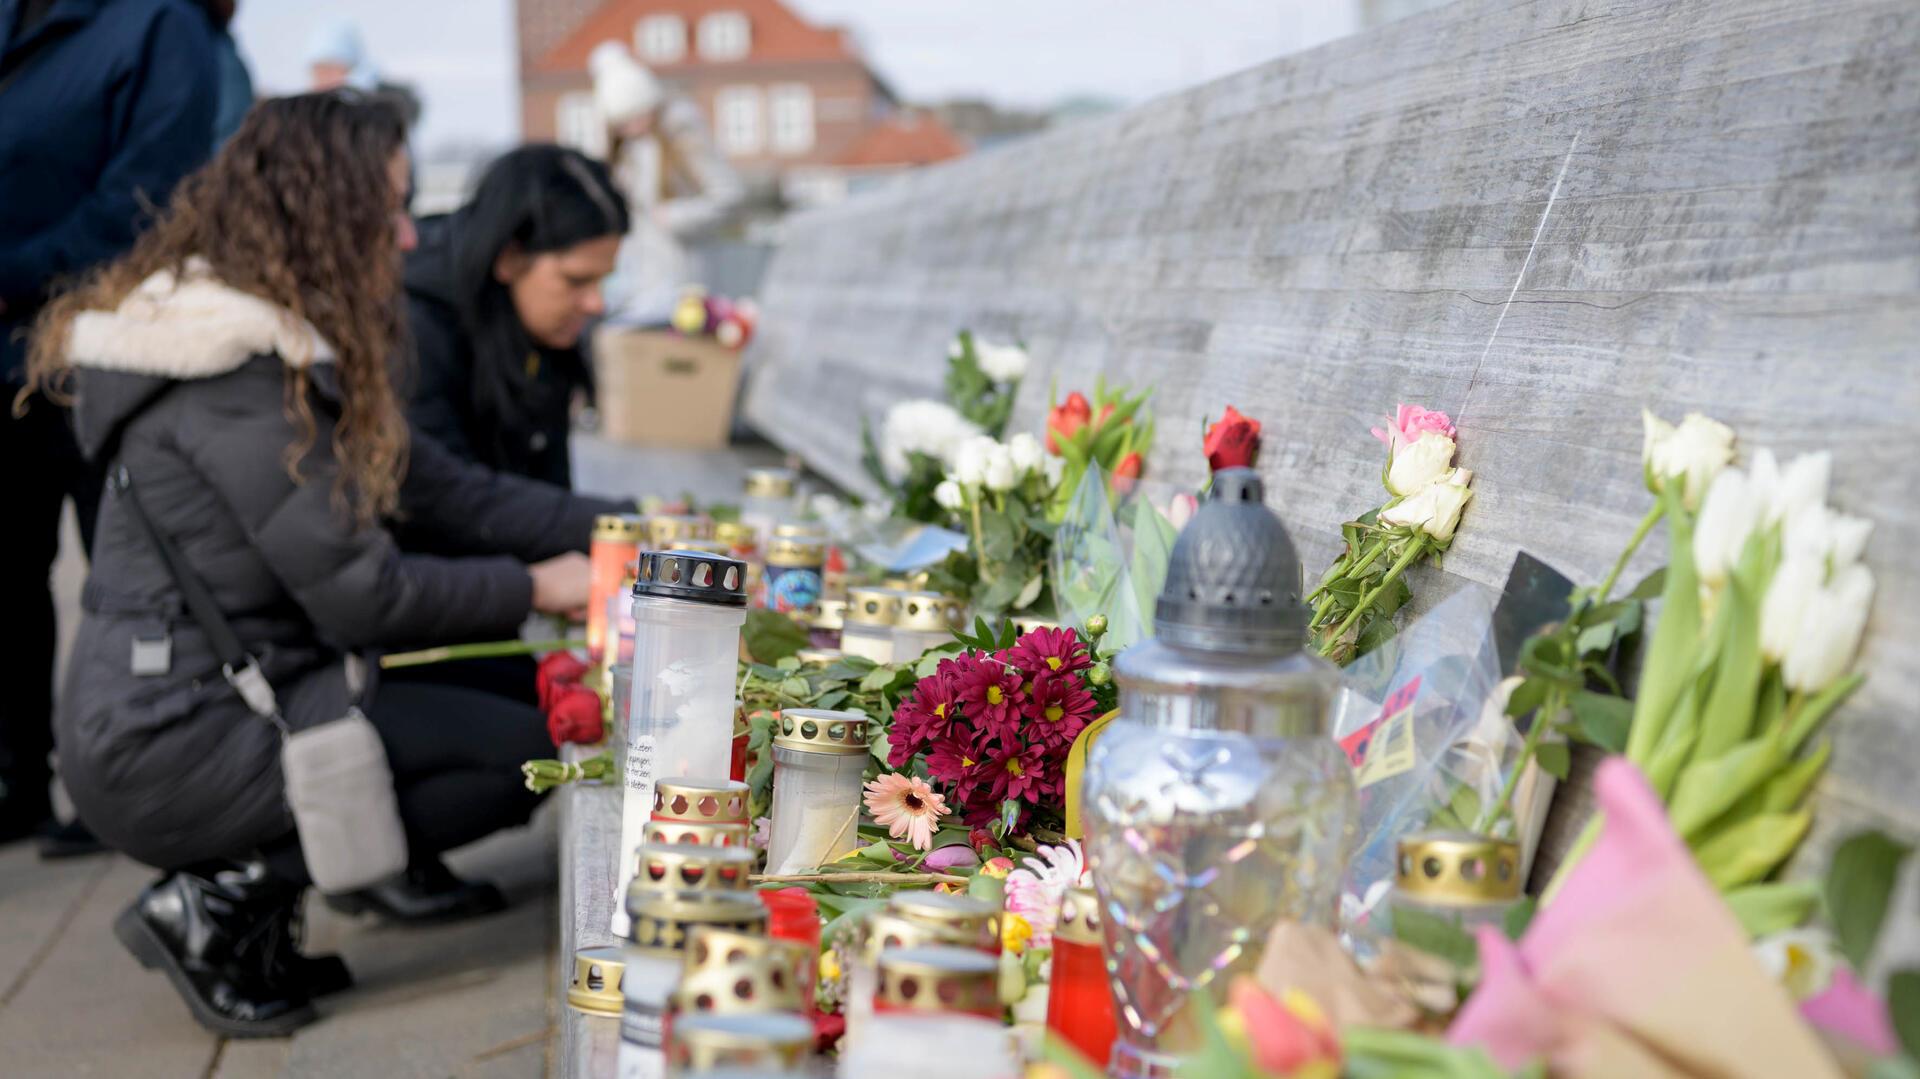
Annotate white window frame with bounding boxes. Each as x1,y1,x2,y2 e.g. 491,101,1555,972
714,85,763,155
635,15,687,63
555,92,606,159
768,83,814,155
698,11,751,61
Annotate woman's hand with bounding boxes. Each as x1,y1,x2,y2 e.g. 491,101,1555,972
528,553,592,619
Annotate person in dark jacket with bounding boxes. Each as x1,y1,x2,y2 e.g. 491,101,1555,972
404,145,629,488
24,94,599,1037
0,0,217,852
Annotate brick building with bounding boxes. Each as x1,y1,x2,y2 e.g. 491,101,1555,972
515,0,966,200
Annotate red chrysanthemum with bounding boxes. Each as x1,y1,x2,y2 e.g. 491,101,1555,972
925,737,988,798
1026,672,1098,749
891,665,964,760
981,741,1050,804
1002,627,1091,678
951,653,1025,737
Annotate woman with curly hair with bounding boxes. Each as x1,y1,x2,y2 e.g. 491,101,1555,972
24,92,596,1037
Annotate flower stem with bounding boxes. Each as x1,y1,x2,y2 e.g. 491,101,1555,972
381,637,581,669
1328,538,1428,642
751,871,967,885
970,494,993,583
1595,503,1665,604
1476,685,1563,835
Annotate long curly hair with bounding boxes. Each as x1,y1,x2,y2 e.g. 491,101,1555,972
24,92,411,524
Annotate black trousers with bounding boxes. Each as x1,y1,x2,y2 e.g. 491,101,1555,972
0,388,100,829
263,672,550,886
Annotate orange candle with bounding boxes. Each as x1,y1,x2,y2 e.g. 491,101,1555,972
588,513,646,660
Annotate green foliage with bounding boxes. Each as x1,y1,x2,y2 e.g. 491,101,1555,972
742,608,809,663
1825,829,1914,971
1343,1026,1544,1079
1391,905,1480,973
1891,972,1920,1063
945,330,1018,437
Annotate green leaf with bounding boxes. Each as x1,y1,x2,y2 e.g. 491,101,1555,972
1391,904,1480,970
1629,566,1668,601
1827,829,1915,971
1570,690,1632,753
1760,739,1831,814
1506,677,1549,718
859,665,899,692
1668,736,1784,840
1535,741,1572,780
820,656,877,682
1628,485,1702,767
968,872,1005,907
1891,970,1920,1064
1503,896,1538,940
1722,880,1820,939
1695,570,1764,760
814,689,849,711
978,511,1018,562
742,608,809,663
1693,809,1811,890
1575,622,1617,655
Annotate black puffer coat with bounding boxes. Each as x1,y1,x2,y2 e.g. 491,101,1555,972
56,263,609,869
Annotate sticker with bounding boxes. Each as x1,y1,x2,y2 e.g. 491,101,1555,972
609,736,658,939
1339,675,1421,789
764,564,823,613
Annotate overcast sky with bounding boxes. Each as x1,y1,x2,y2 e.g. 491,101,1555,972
232,1,1366,152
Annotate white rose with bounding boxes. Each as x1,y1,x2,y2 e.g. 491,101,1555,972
933,480,965,511
1753,928,1837,1002
974,341,1030,383
1692,465,1766,589
1642,410,1735,510
1007,431,1044,475
952,435,998,488
1380,468,1474,541
1385,431,1455,497
1759,555,1821,662
881,399,980,481
1782,563,1874,692
984,444,1018,492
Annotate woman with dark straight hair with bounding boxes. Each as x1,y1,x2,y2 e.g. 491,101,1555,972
405,144,630,488
24,92,596,1037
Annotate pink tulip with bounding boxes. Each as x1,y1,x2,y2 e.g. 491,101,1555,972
923,844,981,871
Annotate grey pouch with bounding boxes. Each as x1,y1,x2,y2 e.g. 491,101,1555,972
280,707,408,893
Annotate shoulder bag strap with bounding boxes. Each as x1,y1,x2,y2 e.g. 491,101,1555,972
110,463,287,731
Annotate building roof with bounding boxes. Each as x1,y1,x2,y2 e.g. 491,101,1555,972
833,111,969,169
536,0,861,73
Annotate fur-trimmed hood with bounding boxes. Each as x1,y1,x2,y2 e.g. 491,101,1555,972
68,258,335,378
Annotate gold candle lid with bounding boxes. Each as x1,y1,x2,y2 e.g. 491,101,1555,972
627,889,769,953
594,513,648,543
1395,830,1522,904
565,945,627,1016
669,538,732,556
648,514,715,547
772,708,868,755
846,586,906,627
865,891,1000,959
676,926,807,1016
714,520,758,548
667,1012,814,1073
743,468,797,498
810,598,847,630
653,777,750,823
875,945,1002,1017
1053,884,1103,946
643,818,752,848
765,534,826,567
631,841,757,894
894,591,965,633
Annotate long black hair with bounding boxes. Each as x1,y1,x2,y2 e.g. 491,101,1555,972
448,145,629,469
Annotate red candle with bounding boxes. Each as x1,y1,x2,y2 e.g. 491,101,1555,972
587,515,644,660
760,888,820,1012
1046,886,1116,1068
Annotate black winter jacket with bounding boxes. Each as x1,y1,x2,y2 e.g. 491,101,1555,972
403,214,585,488
56,263,610,869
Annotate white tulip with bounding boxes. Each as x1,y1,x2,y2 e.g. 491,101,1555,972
1643,409,1735,510
983,445,1018,492
1692,465,1765,589
1828,514,1873,567
1767,452,1831,526
952,435,999,488
1007,431,1044,475
1386,431,1456,497
1380,468,1474,542
1753,928,1837,1002
974,340,1030,383
1760,555,1821,662
1043,454,1066,486
1782,563,1875,692
933,480,966,511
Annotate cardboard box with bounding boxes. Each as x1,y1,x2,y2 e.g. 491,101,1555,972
593,328,743,449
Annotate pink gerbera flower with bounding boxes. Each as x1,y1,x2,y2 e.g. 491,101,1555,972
1002,626,1092,678
952,653,1025,736
863,772,949,851
1027,672,1098,748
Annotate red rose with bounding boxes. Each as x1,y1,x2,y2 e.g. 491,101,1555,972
1046,392,1093,453
812,1010,846,1054
967,825,997,854
536,651,590,712
546,685,604,747
1204,405,1262,472
1112,451,1143,493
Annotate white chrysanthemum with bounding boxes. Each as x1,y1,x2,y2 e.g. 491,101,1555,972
973,338,1030,382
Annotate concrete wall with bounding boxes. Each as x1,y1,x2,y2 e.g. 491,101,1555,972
740,0,1920,863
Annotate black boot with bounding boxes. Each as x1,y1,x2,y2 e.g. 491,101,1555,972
323,858,506,926
113,862,318,1037
261,891,354,998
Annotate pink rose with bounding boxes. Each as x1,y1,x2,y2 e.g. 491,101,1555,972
1371,403,1456,450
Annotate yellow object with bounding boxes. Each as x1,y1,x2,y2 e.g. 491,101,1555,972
1000,912,1034,955
1394,831,1523,905
1063,709,1119,839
